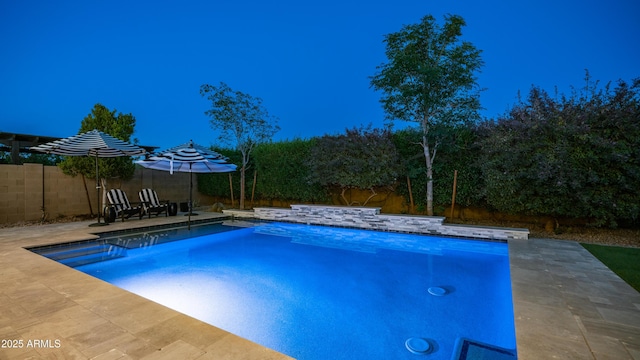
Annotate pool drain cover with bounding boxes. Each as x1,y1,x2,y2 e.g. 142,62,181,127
405,337,432,354
428,286,447,296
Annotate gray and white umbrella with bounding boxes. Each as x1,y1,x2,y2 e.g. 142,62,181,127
30,129,146,226
136,140,236,228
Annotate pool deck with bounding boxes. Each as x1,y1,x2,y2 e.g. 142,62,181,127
1,213,639,359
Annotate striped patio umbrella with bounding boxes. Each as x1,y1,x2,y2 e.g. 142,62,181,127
136,140,236,228
30,129,146,226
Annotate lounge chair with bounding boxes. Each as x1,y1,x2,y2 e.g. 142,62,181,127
106,189,143,222
138,188,169,218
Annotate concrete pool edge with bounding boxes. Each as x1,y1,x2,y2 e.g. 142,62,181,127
2,213,639,359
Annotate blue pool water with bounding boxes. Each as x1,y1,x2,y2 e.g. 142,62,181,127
39,222,517,359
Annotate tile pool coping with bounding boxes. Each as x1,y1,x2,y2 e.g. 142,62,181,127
1,213,639,359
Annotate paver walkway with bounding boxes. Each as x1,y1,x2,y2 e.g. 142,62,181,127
510,238,640,359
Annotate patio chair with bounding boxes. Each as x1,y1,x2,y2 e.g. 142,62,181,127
106,189,143,222
138,188,169,218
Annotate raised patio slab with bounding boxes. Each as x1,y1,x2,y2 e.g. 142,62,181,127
229,205,530,240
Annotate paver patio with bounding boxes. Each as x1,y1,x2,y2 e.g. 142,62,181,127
1,213,638,359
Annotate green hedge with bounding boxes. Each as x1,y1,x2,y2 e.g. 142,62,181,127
198,78,640,227
253,139,327,202
198,141,328,203
479,80,640,227
197,149,245,199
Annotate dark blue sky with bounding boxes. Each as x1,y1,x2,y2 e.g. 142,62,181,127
1,0,638,150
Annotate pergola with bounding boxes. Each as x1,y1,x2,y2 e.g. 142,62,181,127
0,131,157,164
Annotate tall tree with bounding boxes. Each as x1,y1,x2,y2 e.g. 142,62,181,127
370,14,483,215
58,103,139,210
200,82,280,209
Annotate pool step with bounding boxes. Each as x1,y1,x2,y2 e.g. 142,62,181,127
34,242,127,268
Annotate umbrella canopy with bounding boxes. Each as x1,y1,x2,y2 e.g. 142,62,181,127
140,141,235,174
31,129,146,226
136,140,236,228
30,129,146,158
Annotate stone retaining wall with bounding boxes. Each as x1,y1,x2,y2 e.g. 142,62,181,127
225,204,529,240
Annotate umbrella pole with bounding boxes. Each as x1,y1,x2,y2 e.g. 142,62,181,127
89,154,108,227
185,169,199,229
96,155,101,223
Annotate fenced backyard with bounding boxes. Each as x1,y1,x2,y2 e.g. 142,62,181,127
0,164,217,224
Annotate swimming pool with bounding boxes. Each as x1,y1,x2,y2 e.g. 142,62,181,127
32,221,517,359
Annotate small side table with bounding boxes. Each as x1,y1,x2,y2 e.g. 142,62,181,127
104,206,117,223
168,203,178,216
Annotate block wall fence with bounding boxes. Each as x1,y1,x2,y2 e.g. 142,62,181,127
0,164,217,224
